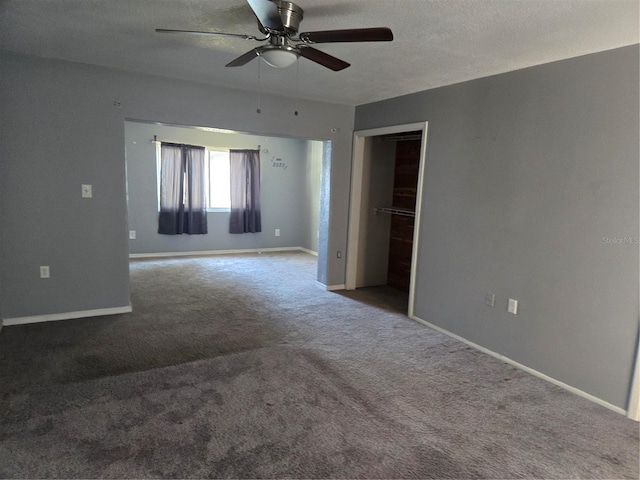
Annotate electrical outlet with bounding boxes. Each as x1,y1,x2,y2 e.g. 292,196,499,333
129,230,136,239
508,298,518,315
81,184,92,198
275,229,280,237
485,293,495,307
40,266,50,278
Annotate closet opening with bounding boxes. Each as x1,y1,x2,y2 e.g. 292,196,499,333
345,122,428,317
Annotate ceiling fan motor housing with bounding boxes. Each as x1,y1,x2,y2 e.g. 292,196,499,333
274,1,304,35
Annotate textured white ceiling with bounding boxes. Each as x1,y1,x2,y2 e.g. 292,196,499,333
0,0,638,105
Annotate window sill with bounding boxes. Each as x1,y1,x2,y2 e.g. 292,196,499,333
207,208,231,213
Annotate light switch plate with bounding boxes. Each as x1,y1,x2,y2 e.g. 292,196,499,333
82,184,92,198
508,298,518,315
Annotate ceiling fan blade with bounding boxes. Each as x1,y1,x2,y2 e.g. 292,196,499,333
155,28,263,41
299,47,350,71
246,0,285,32
226,48,260,67
299,27,393,44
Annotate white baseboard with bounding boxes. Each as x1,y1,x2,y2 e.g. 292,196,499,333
2,306,132,326
130,246,316,259
410,314,628,418
316,282,346,291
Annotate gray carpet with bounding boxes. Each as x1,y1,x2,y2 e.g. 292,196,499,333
0,252,638,478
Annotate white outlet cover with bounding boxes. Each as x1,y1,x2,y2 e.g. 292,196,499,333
81,184,92,198
508,298,518,314
40,266,50,278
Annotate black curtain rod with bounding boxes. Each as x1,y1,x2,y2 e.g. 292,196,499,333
152,135,260,151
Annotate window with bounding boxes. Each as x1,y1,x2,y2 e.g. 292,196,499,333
157,146,231,212
205,150,231,211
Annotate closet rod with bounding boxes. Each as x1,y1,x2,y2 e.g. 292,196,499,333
374,207,415,218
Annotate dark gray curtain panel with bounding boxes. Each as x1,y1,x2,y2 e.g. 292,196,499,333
229,149,261,234
158,143,208,235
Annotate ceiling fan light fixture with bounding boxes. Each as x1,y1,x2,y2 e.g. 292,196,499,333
259,47,299,68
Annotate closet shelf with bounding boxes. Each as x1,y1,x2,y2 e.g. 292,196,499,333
374,207,415,218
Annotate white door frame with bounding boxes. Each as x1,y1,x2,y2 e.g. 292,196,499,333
628,332,640,420
345,122,429,318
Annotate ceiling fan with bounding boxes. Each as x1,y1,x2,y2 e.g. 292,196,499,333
156,0,393,71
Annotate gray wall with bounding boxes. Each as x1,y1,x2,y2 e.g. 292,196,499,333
125,121,321,254
0,55,131,318
356,138,395,287
302,141,323,253
355,45,639,410
317,141,333,286
0,51,354,319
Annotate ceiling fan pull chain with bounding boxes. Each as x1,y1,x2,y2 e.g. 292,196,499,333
256,59,262,114
294,60,300,116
